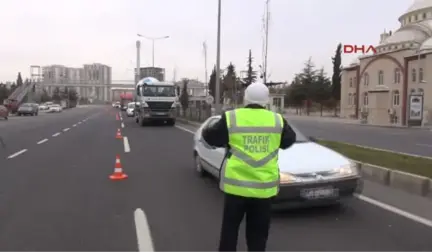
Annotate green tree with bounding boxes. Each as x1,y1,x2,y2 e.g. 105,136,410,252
312,68,332,116
40,89,52,103
297,57,318,115
68,88,78,107
331,43,342,101
242,49,257,87
0,83,10,104
9,82,17,94
52,87,61,102
61,87,69,100
223,63,237,103
286,76,307,112
208,66,216,98
179,78,189,112
16,72,23,86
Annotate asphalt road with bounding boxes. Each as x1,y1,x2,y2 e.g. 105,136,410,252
0,106,431,251
286,117,432,158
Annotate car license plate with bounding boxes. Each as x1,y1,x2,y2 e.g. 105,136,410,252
300,187,339,199
155,112,167,115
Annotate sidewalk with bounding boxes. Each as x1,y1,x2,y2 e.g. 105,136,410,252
284,112,432,131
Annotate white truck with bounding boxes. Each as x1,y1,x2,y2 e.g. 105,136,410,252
134,77,178,126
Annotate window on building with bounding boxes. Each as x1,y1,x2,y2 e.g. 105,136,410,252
363,92,368,105
349,78,352,87
418,88,424,94
414,15,417,21
363,73,369,86
394,68,401,83
411,88,416,93
419,67,424,81
353,77,357,86
423,13,427,19
412,68,416,82
392,90,400,106
353,92,357,104
378,70,384,85
348,93,352,105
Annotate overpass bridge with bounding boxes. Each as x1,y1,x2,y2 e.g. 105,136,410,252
37,81,136,102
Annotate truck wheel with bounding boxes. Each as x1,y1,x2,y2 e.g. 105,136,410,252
167,119,176,126
139,117,146,127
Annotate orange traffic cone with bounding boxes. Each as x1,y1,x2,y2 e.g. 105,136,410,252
116,129,122,139
110,155,128,180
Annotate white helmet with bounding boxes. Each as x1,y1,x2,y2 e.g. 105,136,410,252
244,81,269,106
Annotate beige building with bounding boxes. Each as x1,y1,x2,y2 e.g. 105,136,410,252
341,0,432,127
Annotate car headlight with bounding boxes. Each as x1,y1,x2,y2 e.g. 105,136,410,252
171,102,176,108
142,102,149,108
279,172,299,184
333,162,358,176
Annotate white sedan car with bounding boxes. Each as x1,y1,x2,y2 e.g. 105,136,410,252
48,104,62,113
126,102,135,117
193,116,363,209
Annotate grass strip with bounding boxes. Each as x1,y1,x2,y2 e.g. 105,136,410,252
317,140,432,179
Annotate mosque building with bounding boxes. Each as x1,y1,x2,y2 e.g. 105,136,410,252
341,0,432,127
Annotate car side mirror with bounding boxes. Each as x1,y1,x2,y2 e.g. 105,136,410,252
308,136,317,142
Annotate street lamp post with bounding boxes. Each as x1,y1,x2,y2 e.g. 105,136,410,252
214,0,222,114
137,34,169,68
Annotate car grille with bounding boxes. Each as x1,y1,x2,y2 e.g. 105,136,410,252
294,171,336,178
146,101,173,111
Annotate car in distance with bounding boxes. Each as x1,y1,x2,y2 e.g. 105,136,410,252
126,102,135,117
48,104,62,113
17,103,39,116
0,105,9,120
192,115,363,209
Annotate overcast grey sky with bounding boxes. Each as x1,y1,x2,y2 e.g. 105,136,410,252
0,0,413,83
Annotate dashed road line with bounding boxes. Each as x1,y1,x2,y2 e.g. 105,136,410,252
174,123,432,228
72,124,77,127
52,132,61,137
63,128,70,132
134,208,154,252
123,136,131,153
37,138,48,145
7,149,28,159
121,122,125,128
78,122,82,125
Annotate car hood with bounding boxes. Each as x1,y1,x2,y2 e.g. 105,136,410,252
278,142,350,174
214,142,350,175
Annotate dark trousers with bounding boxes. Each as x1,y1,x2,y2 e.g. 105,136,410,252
218,193,272,251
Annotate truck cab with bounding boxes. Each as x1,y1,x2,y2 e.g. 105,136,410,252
134,77,178,126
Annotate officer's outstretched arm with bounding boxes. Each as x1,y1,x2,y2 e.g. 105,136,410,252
279,118,296,150
202,114,229,148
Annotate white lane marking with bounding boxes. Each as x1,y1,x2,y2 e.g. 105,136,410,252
123,136,131,153
355,194,432,228
416,143,432,148
175,125,195,134
175,124,432,228
37,138,48,145
134,208,154,252
63,128,70,132
7,149,28,159
72,124,77,127
52,132,61,137
121,122,125,128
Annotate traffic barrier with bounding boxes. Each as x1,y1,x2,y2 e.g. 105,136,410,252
356,161,431,198
116,129,122,139
110,155,128,180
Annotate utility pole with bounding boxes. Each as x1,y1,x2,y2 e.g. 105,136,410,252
203,41,208,95
215,0,222,114
263,0,270,86
136,40,141,83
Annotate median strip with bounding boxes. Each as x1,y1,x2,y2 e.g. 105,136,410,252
318,140,432,179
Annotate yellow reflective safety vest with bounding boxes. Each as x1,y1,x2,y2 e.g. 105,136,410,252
220,108,283,198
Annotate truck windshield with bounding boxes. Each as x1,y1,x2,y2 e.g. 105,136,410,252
142,86,176,97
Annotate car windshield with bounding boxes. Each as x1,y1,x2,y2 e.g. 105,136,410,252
142,85,176,97
128,103,135,108
20,104,31,107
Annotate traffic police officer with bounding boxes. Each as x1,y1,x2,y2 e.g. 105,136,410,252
202,81,297,251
